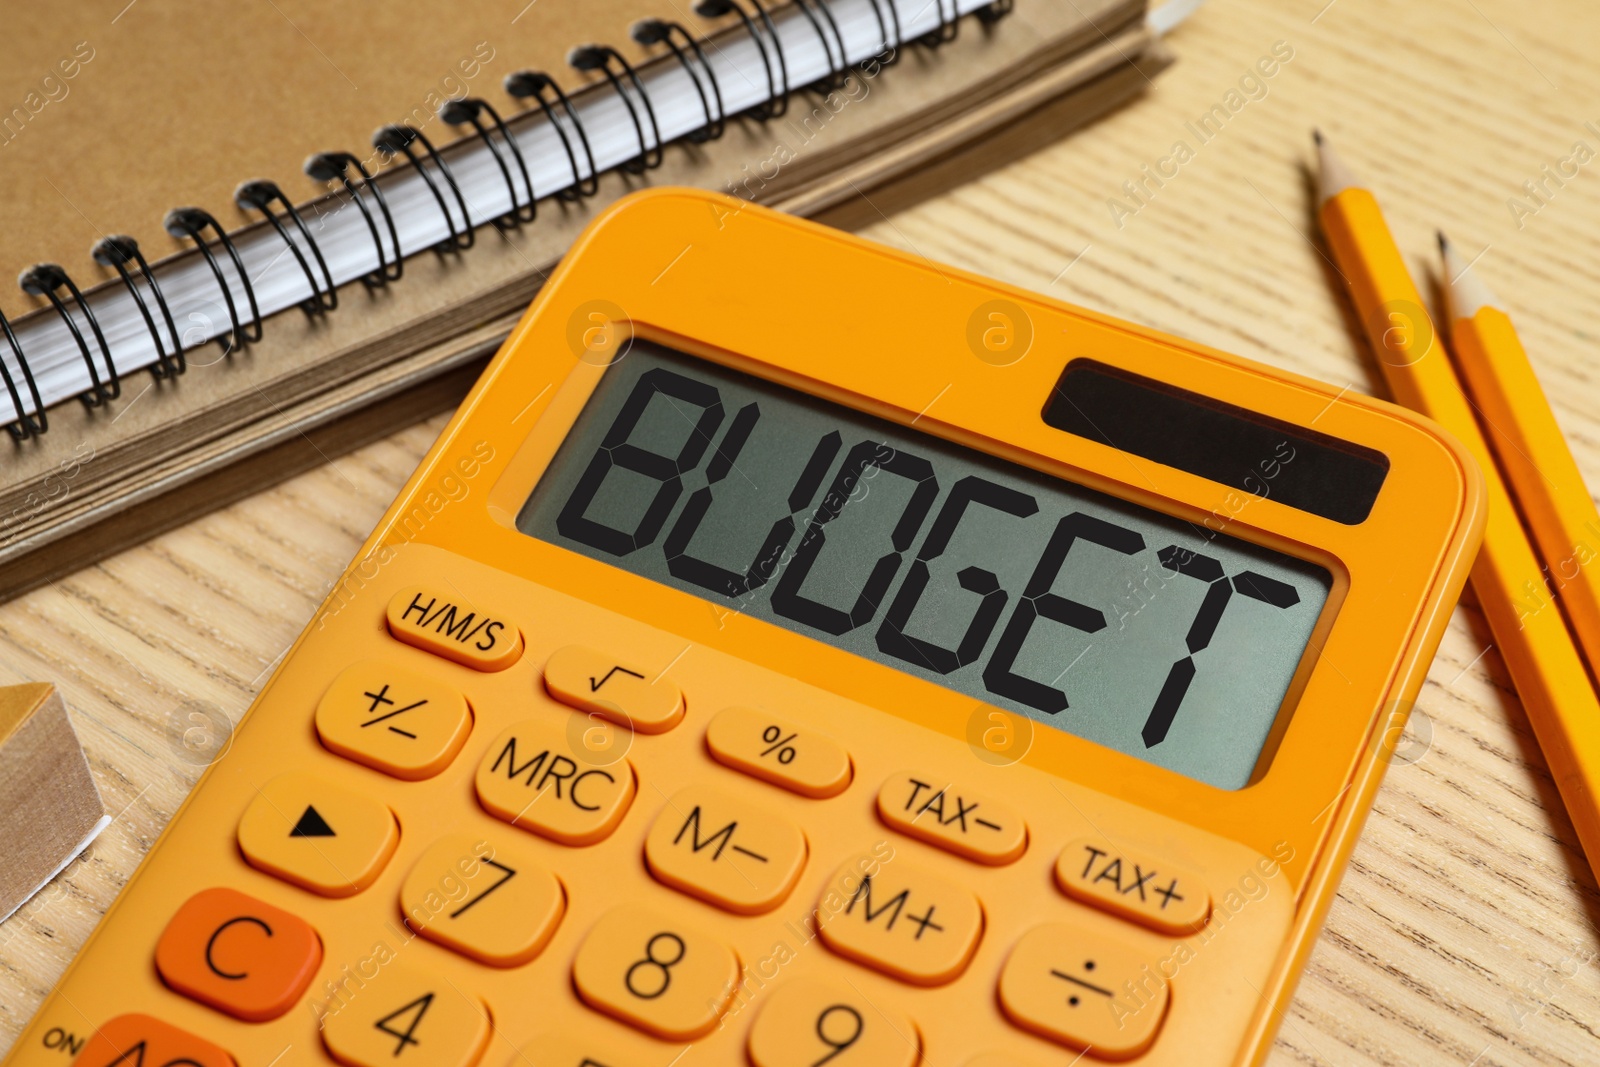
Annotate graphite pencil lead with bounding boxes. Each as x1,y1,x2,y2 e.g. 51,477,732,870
1313,129,1361,206
1439,232,1499,321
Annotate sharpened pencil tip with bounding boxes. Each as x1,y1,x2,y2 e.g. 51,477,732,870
1440,235,1500,320
1313,129,1360,205
1437,230,1449,254
1312,128,1323,146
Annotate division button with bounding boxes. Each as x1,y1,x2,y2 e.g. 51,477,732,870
875,771,1027,865
315,660,472,780
543,645,684,733
571,905,739,1041
237,772,399,897
998,923,1169,1058
399,832,565,967
320,964,490,1067
70,1014,235,1067
474,717,637,846
386,585,523,672
1054,837,1210,935
815,852,983,986
644,785,807,914
704,706,852,798
746,976,920,1067
154,887,322,1022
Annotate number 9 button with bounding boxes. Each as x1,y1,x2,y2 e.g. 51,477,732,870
747,977,919,1067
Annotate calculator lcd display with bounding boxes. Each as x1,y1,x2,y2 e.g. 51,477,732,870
518,344,1332,789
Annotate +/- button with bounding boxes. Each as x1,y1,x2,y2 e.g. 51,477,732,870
238,773,399,897
815,851,983,986
386,585,522,671
998,923,1169,1059
71,1014,235,1067
876,771,1027,865
320,964,490,1067
704,706,852,798
474,717,636,845
644,785,807,914
315,660,472,780
747,976,920,1067
1054,837,1210,935
543,645,683,733
400,832,565,967
155,887,322,1022
571,905,739,1040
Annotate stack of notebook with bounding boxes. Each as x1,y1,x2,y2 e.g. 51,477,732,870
0,0,1173,596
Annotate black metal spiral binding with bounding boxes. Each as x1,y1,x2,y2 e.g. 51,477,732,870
20,264,120,408
693,1,786,120
304,152,403,288
920,0,961,46
504,71,600,200
373,125,475,253
569,45,667,175
0,308,46,439
440,98,537,229
633,20,726,143
795,0,850,90
236,180,339,315
857,0,895,60
164,206,263,355
977,0,1014,25
92,236,184,381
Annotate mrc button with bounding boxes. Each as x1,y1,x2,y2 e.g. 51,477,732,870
385,585,523,671
876,771,1027,865
1054,837,1210,935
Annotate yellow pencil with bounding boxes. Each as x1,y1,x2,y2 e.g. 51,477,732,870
1439,234,1600,684
1315,131,1600,870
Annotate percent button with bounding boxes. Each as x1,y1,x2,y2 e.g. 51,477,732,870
705,707,852,798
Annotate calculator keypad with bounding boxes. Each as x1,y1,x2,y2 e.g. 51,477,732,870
875,771,1028,866
571,905,739,1040
643,784,808,914
399,833,565,967
746,976,920,1067
236,772,399,897
70,1014,236,1067
543,645,684,733
154,887,321,1022
704,705,852,798
473,718,637,845
998,923,1170,1058
318,964,490,1067
314,660,472,780
1055,837,1211,935
386,585,523,671
815,853,984,986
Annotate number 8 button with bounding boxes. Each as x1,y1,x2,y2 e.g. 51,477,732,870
571,906,739,1040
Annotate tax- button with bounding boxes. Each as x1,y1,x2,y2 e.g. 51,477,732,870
474,717,636,845
315,660,471,780
72,1014,235,1067
816,852,983,986
543,645,684,733
998,923,1169,1059
876,771,1027,865
400,832,565,967
386,584,523,671
645,785,807,914
1055,837,1210,935
238,773,399,897
571,905,739,1040
747,976,919,1067
154,887,321,1022
320,964,489,1067
705,706,852,798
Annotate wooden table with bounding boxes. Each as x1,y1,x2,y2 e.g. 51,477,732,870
4,1,1600,1063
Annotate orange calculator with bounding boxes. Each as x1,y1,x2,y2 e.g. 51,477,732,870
6,190,1483,1067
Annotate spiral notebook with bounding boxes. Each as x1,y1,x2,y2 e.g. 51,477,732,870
0,0,1171,598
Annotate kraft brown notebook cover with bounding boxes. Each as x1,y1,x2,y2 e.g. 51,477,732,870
0,0,1170,597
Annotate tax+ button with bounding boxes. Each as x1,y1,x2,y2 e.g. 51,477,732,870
1054,837,1210,935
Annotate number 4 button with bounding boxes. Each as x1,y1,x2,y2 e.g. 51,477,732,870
320,965,489,1067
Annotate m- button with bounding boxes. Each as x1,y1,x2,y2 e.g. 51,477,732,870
876,771,1027,865
644,785,807,914
1054,837,1210,935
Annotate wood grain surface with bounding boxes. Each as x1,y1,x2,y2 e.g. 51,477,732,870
4,1,1600,1064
